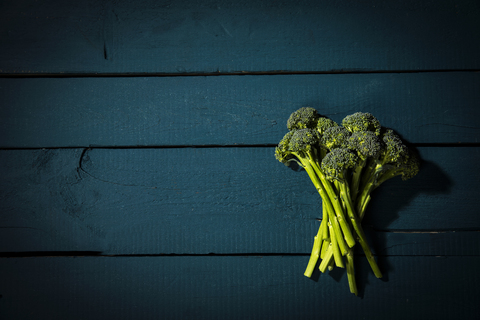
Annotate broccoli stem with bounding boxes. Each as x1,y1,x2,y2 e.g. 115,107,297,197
321,205,329,240
356,176,376,220
321,195,348,256
299,156,350,255
345,248,358,296
358,159,380,197
320,238,330,259
329,219,345,268
337,181,382,278
327,258,335,271
359,195,372,220
375,167,402,186
319,244,334,273
350,158,367,204
356,165,395,220
307,156,356,248
304,216,326,277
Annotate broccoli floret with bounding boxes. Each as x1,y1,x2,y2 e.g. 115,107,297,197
275,128,324,168
400,151,420,180
348,131,383,160
287,107,321,131
379,128,409,165
347,131,383,201
321,148,358,182
357,128,409,186
289,128,321,157
342,112,381,136
356,128,420,220
316,117,338,134
321,126,351,150
377,149,420,184
274,131,296,166
274,128,323,175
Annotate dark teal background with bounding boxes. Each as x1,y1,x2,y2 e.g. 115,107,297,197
1,1,479,319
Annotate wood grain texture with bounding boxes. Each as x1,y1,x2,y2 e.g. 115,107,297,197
1,256,478,319
1,0,479,74
1,72,479,148
1,147,478,254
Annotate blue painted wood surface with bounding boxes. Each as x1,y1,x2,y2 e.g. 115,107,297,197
1,147,479,254
1,0,479,319
1,72,480,148
1,0,480,74
1,256,479,320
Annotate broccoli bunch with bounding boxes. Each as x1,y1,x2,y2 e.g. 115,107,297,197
275,107,419,295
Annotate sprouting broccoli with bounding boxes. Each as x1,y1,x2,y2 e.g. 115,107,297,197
274,107,420,296
347,131,383,202
321,126,351,150
355,130,420,219
342,112,382,136
287,107,321,130
276,128,355,248
316,117,338,134
321,148,383,279
321,148,359,181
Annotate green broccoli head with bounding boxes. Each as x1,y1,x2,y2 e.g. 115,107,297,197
347,131,383,161
321,148,359,182
381,128,409,164
397,150,421,181
275,131,295,165
342,112,381,136
316,117,339,135
289,128,321,157
321,126,351,150
275,128,321,166
287,107,320,130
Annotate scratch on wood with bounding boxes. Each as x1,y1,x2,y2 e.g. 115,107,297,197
102,3,117,61
219,22,233,38
77,148,90,176
103,41,108,60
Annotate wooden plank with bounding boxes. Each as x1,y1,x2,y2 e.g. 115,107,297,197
1,72,479,148
1,147,478,254
0,256,478,319
370,231,480,257
1,0,479,74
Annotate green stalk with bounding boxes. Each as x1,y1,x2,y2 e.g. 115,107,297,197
338,181,382,278
345,248,358,296
304,217,326,277
299,157,349,255
375,167,401,187
355,167,380,218
319,244,333,273
298,158,349,274
329,219,344,268
350,158,367,204
307,155,356,248
321,207,329,240
357,159,384,207
320,238,330,259
325,199,348,256
327,258,335,271
358,194,372,220
356,165,395,219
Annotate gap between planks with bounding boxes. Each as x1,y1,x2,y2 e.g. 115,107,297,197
0,252,474,258
2,142,480,151
1,69,479,79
